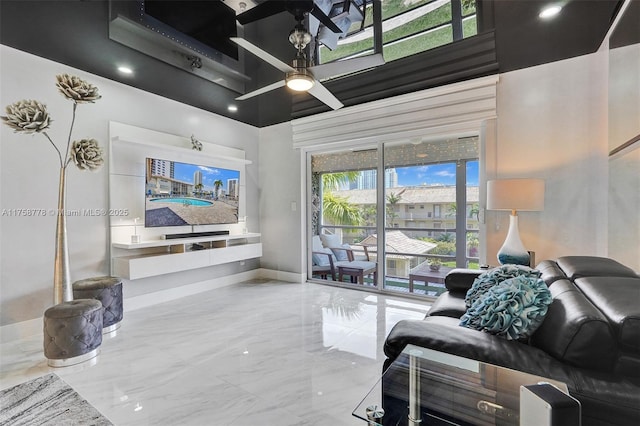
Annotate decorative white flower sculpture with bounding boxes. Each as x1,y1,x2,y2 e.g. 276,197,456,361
1,74,104,304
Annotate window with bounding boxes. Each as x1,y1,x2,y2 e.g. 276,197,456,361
316,0,478,65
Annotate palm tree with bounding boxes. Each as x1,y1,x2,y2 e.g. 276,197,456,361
320,172,362,226
386,189,405,227
322,171,359,191
213,179,223,199
323,192,363,226
194,183,203,197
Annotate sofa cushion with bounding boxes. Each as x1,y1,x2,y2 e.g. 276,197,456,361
460,275,552,340
614,353,640,378
536,260,567,286
444,268,483,293
574,276,640,352
556,256,638,280
530,279,617,371
426,291,467,318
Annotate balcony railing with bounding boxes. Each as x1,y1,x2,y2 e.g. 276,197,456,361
315,224,480,297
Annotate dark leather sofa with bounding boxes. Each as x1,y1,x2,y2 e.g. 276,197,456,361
384,256,640,425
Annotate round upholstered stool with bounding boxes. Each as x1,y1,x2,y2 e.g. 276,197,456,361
73,276,123,335
43,300,103,367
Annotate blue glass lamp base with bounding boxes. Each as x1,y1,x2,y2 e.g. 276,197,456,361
497,214,531,266
497,251,530,266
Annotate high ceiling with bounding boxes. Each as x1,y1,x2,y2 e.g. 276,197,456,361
0,0,623,127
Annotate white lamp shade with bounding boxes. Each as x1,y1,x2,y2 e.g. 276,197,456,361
487,179,545,212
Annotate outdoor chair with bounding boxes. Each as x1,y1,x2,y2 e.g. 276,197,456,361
312,250,336,281
330,246,377,285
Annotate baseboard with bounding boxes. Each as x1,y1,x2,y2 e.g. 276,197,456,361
125,269,262,312
0,269,304,344
256,268,305,283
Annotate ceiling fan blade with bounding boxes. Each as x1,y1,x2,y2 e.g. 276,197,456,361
307,81,344,110
236,80,286,100
310,6,343,33
230,37,295,73
236,1,287,25
310,53,385,80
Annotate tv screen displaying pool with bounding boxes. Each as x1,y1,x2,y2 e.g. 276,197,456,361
144,158,240,227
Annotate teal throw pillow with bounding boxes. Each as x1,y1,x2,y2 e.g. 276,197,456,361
460,275,552,340
465,264,542,308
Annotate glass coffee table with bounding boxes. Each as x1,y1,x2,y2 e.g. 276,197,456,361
353,345,569,425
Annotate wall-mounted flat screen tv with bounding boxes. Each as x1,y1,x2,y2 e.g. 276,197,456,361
145,158,240,227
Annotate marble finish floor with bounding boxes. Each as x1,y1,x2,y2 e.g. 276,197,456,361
0,280,431,425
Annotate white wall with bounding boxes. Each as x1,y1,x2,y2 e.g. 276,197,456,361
0,45,260,326
488,51,610,263
258,122,304,278
608,42,640,272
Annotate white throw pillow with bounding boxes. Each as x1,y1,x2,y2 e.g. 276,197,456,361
320,234,342,248
312,235,324,251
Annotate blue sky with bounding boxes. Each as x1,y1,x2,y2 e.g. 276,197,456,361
173,162,239,191
396,161,479,186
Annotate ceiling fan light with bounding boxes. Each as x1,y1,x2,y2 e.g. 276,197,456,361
286,73,314,91
539,5,562,19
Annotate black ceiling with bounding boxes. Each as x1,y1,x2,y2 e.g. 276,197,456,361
0,1,623,128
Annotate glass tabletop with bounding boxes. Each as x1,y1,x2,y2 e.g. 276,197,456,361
353,345,568,426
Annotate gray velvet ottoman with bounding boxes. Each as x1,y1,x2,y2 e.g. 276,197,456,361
73,276,123,334
43,300,103,367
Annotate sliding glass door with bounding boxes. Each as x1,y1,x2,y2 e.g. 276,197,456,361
310,148,379,288
308,136,480,298
382,138,479,296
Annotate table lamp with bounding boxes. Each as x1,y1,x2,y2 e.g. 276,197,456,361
487,179,545,266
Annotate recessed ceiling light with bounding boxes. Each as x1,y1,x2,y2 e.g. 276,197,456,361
117,66,133,74
539,5,562,19
228,105,238,112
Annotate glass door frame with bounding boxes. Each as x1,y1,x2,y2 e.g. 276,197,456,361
304,129,486,298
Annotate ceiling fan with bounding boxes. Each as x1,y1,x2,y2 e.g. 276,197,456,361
231,0,384,110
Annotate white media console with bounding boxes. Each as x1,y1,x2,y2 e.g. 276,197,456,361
108,122,260,280
111,233,262,280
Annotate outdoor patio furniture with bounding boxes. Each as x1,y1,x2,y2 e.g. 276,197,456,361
408,265,453,293
312,251,336,280
336,260,378,285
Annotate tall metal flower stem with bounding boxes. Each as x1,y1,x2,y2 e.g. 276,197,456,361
2,75,103,305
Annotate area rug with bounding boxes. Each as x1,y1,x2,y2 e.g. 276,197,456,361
0,373,112,425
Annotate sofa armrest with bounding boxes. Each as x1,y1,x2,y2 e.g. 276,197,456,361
383,316,640,426
444,268,482,293
384,316,572,384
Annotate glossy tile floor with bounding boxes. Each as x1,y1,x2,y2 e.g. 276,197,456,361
0,280,431,425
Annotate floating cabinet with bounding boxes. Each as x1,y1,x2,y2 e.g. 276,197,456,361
111,233,262,280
